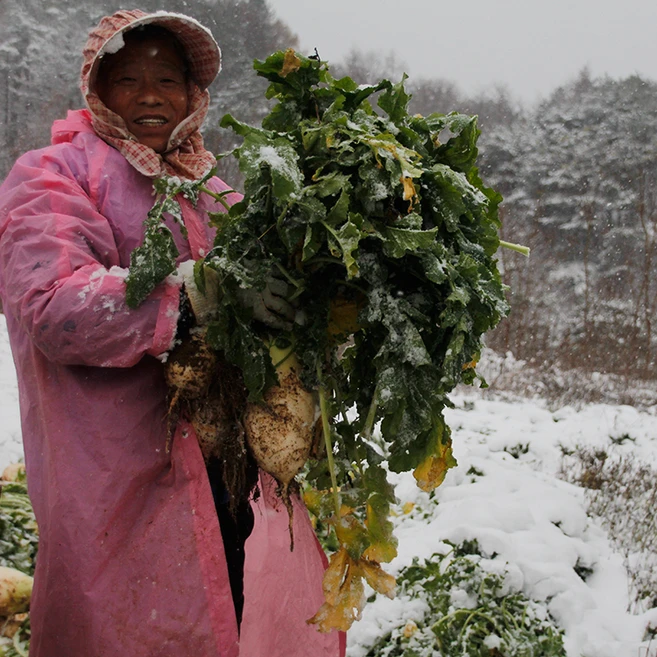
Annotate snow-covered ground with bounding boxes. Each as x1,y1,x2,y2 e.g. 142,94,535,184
0,313,656,656
348,396,657,657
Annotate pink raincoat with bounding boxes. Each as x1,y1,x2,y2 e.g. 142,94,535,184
0,58,343,657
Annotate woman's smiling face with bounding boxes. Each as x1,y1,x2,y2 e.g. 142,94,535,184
95,33,190,153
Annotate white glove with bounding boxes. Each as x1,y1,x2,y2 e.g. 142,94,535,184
238,272,295,331
177,260,220,325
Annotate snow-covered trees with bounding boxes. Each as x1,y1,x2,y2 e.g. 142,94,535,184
482,73,657,377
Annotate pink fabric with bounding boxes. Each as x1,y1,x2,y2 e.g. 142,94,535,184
0,110,342,657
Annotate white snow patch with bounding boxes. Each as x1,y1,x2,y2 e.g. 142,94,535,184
347,392,657,657
103,33,125,55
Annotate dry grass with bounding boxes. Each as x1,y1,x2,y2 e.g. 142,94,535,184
559,447,657,613
472,348,657,410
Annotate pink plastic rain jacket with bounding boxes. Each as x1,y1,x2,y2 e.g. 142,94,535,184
0,84,342,657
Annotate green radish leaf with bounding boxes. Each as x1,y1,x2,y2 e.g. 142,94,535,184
125,226,178,309
378,75,411,125
238,133,303,202
380,225,439,258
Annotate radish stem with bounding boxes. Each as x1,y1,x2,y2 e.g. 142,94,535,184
200,185,234,210
499,240,530,257
362,386,379,442
317,364,341,517
273,261,303,290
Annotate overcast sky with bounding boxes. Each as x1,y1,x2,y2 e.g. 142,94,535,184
267,0,657,104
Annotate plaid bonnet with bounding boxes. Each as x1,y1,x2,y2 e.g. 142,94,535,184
80,9,221,180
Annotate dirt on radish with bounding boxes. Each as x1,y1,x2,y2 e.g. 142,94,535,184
165,333,257,515
244,345,317,548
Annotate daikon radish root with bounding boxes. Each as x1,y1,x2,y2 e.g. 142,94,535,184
244,342,317,549
0,464,24,483
165,331,257,510
189,394,229,463
0,567,32,616
164,328,218,453
165,329,217,401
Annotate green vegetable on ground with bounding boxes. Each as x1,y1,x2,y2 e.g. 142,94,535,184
364,541,566,657
126,48,514,631
0,469,37,579
0,465,35,656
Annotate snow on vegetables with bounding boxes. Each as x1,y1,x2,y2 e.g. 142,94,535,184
125,48,515,632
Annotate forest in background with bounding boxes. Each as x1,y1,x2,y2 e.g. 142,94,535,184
1,0,655,399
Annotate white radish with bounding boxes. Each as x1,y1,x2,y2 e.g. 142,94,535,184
164,329,217,401
0,567,32,616
244,342,316,548
0,464,25,483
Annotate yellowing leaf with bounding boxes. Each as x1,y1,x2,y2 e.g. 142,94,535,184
360,560,396,599
280,49,302,77
321,548,349,606
413,438,457,492
303,488,324,514
308,548,366,632
403,620,419,638
334,514,369,558
328,295,364,342
307,594,362,633
363,498,398,563
308,550,397,632
401,176,416,202
362,541,397,563
402,501,415,515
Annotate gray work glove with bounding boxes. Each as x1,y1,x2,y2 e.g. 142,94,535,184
238,272,295,331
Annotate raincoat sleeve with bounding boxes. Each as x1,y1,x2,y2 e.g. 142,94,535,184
0,146,180,367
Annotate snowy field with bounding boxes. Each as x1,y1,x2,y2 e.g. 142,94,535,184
0,313,656,657
347,393,657,656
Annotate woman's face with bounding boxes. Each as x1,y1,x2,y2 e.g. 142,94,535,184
95,34,189,153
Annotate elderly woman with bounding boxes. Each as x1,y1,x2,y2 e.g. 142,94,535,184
0,10,342,657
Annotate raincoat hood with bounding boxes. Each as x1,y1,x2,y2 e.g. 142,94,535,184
81,9,221,96
80,9,220,180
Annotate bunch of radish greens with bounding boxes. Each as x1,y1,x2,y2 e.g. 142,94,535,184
125,49,514,632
